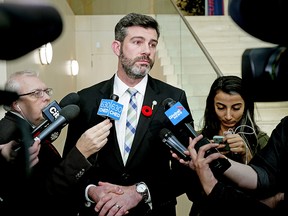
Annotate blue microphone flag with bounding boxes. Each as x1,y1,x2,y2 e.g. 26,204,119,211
164,101,189,125
97,99,123,120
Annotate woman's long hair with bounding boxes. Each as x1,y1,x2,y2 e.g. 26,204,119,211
201,75,260,154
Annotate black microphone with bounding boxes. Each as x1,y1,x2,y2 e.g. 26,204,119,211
110,94,119,102
229,0,288,46
159,128,190,161
33,92,80,138
42,100,61,122
16,118,35,177
36,104,80,142
162,98,198,139
58,92,80,108
163,98,231,175
0,2,63,60
0,89,19,105
41,92,80,123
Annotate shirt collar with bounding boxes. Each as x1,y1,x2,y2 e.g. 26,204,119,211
114,73,148,97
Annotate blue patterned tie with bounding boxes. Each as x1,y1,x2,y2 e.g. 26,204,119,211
124,88,138,164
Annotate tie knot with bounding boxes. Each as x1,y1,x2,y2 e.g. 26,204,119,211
127,88,137,97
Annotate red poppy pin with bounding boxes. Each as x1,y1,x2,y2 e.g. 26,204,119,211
141,100,157,117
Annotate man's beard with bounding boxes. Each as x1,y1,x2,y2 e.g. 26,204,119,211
119,50,154,79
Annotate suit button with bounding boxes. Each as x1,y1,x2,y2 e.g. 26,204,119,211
75,169,85,180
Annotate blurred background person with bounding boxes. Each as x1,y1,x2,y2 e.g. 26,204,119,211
0,70,116,216
187,75,269,215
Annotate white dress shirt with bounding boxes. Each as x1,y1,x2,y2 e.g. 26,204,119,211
113,73,148,161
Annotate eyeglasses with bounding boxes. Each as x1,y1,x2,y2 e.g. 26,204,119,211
18,88,53,98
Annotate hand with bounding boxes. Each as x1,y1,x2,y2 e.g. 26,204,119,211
171,149,190,167
188,135,224,194
0,140,19,162
88,181,124,204
260,192,284,208
0,139,41,167
94,182,142,216
224,133,252,163
29,138,41,167
76,119,112,158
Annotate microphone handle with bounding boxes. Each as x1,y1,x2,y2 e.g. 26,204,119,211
184,123,199,138
107,95,119,120
37,116,66,141
165,135,190,161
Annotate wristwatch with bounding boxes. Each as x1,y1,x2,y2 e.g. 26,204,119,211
135,182,149,203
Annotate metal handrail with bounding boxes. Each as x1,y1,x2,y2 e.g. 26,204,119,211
169,0,223,77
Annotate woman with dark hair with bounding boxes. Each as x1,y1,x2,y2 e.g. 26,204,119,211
200,75,269,164
188,75,269,215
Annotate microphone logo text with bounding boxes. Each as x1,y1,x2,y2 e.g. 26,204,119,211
164,102,189,125
97,99,123,120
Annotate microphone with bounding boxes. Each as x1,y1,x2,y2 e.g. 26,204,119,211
42,92,80,122
0,89,19,105
159,128,190,161
36,104,80,142
0,2,63,60
229,0,288,46
97,94,123,120
163,98,231,175
58,92,80,108
42,100,61,122
110,94,119,102
33,92,80,138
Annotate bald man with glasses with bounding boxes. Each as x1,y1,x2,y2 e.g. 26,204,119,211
0,71,119,216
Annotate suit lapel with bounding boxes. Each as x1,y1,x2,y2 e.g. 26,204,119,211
126,76,161,164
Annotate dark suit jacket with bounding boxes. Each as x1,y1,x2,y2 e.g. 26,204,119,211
0,111,92,216
63,75,195,216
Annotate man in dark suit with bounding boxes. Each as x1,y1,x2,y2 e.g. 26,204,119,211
63,13,194,216
0,70,117,216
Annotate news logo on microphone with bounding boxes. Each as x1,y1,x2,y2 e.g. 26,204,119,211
97,99,123,120
162,98,231,175
164,101,189,125
42,100,61,122
36,104,80,142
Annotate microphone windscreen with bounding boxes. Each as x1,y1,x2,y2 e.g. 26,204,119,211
59,92,80,107
162,98,175,110
159,128,170,139
229,0,288,45
0,2,63,60
110,94,119,102
0,89,19,105
59,104,80,122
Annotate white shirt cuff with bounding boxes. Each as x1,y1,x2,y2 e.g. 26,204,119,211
145,184,152,209
85,184,96,204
